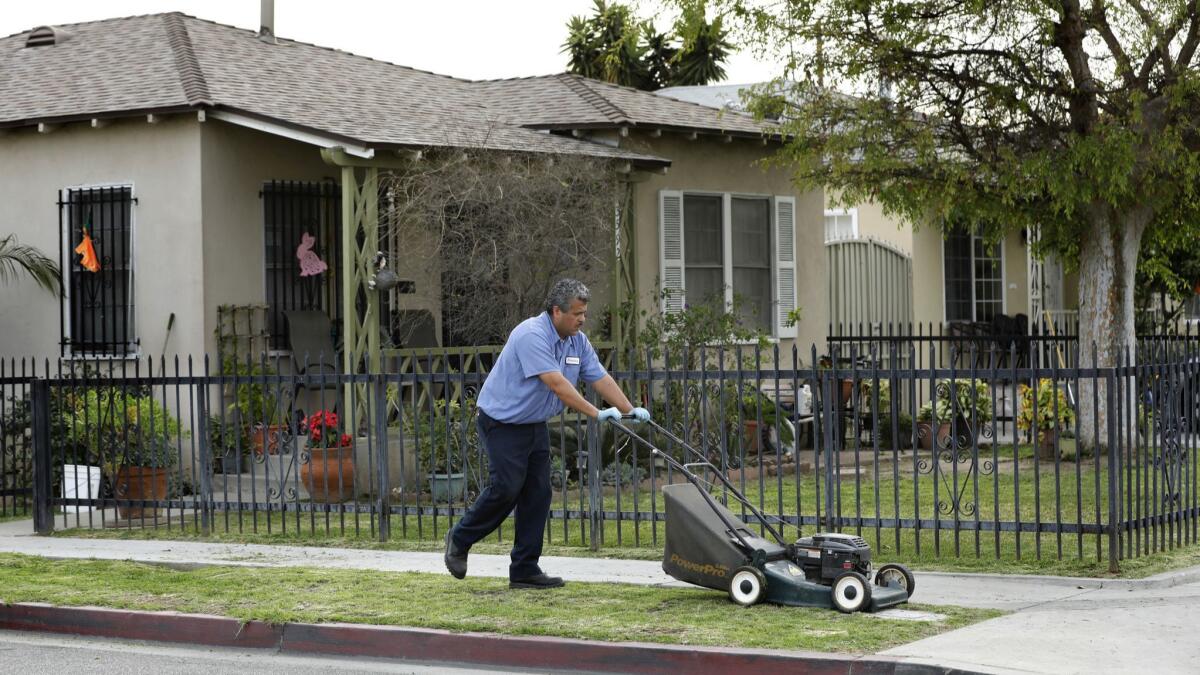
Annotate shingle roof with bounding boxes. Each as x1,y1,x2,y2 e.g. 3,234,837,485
0,13,666,165
475,73,776,137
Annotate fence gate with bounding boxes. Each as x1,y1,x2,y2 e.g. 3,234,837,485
827,238,913,334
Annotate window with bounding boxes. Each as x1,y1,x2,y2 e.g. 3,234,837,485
731,198,772,331
1184,293,1200,322
683,195,724,306
60,186,136,356
944,231,1003,322
824,209,858,242
660,191,796,337
262,181,343,351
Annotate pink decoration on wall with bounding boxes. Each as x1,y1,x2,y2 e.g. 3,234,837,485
297,232,328,277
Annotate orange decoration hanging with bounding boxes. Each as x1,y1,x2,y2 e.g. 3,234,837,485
74,228,101,273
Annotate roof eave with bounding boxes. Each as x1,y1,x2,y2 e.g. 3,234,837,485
0,104,204,131
529,122,785,142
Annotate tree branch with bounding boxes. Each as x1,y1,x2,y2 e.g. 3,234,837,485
1087,1,1138,90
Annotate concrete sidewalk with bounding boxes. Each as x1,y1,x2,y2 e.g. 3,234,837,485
2,518,1199,673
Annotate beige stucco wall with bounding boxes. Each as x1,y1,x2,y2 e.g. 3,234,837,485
199,121,336,359
911,224,1032,325
0,116,203,363
619,132,828,362
825,193,915,255
1002,230,1028,319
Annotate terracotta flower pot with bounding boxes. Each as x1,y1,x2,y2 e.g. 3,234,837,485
301,445,355,503
840,379,854,407
114,466,168,520
917,421,945,451
249,424,289,456
743,420,763,453
1037,428,1059,461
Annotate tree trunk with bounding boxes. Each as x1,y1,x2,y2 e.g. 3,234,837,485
1076,204,1150,452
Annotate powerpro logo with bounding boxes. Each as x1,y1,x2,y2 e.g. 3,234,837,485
669,554,729,578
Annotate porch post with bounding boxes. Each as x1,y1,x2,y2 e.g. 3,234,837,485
324,148,418,428
337,165,381,426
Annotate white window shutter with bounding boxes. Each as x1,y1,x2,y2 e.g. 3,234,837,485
774,196,797,337
659,190,685,314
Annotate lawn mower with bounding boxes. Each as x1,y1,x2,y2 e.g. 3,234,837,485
611,415,914,612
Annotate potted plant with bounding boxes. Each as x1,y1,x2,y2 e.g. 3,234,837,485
63,387,182,519
1017,379,1075,460
916,379,992,451
222,356,288,456
300,409,354,503
405,398,478,502
818,354,855,406
207,415,246,474
737,388,795,453
858,379,913,449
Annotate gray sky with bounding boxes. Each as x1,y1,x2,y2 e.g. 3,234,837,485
1,1,781,84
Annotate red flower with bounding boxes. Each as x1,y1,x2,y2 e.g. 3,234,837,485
305,409,345,448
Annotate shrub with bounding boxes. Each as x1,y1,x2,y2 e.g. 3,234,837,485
917,379,992,424
1017,379,1075,433
61,387,184,474
404,398,479,475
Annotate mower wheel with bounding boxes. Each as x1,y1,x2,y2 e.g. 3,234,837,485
831,571,872,613
874,563,915,598
728,566,768,606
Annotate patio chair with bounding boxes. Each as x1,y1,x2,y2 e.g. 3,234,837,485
990,313,1030,370
947,321,993,370
285,310,341,417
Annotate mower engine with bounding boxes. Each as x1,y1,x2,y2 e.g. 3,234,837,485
790,533,872,585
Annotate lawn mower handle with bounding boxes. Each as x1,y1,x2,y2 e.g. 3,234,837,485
607,417,790,547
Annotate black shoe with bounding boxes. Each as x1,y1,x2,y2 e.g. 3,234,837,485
444,529,467,579
509,573,565,589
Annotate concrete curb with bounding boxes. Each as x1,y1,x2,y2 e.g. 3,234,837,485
0,603,983,675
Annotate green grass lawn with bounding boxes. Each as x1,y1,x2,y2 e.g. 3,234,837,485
0,553,997,653
48,445,1200,578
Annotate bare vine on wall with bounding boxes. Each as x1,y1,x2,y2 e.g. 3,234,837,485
380,149,620,346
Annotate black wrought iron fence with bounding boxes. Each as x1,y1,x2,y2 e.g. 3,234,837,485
6,339,1198,572
0,360,36,519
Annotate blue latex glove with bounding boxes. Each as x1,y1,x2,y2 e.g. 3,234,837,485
597,407,621,422
630,407,651,422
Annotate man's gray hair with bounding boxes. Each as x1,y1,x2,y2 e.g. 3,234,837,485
545,278,590,314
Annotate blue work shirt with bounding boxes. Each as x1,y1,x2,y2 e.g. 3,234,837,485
477,312,608,424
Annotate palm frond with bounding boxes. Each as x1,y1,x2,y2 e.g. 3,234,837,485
0,234,62,295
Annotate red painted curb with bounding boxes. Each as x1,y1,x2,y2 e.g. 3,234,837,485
0,603,971,674
0,603,280,649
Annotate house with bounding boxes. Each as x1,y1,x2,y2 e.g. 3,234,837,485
0,11,843,372
659,83,1081,338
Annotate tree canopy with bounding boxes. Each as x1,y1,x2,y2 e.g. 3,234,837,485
673,1,1200,342
667,0,1200,447
563,0,732,90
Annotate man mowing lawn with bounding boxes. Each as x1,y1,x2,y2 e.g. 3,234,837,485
444,278,650,589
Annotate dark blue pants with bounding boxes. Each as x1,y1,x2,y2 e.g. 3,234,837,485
450,410,551,580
